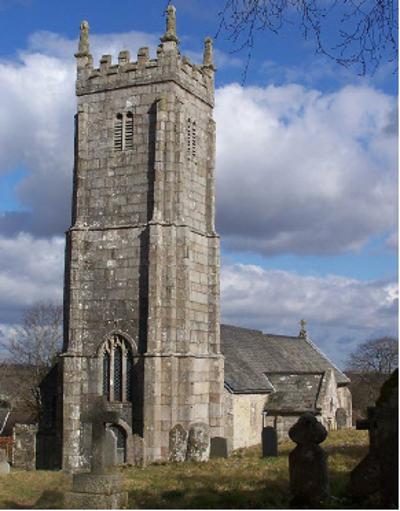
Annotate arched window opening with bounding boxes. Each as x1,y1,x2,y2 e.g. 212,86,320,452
103,351,110,399
126,353,133,402
125,112,133,150
101,334,133,403
114,345,122,401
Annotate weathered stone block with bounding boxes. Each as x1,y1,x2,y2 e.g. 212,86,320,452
186,422,210,462
169,424,188,462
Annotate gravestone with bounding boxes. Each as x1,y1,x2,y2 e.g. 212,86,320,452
186,422,210,462
350,369,398,508
210,436,229,458
64,397,128,509
132,434,145,467
288,413,330,508
335,408,347,429
0,448,10,475
13,423,38,470
262,426,278,457
169,424,188,462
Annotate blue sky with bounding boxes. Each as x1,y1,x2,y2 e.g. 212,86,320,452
0,0,397,367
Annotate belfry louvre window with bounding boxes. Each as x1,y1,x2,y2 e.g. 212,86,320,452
114,112,133,151
187,117,197,161
125,112,134,150
101,334,133,402
114,114,123,151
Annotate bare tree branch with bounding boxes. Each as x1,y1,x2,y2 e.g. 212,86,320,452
217,0,398,79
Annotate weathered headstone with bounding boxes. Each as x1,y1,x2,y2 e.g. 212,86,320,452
210,436,229,458
12,423,38,470
0,448,10,475
169,424,188,462
335,408,347,429
131,434,145,467
186,422,210,462
64,397,128,509
262,426,278,457
288,413,330,507
350,369,398,508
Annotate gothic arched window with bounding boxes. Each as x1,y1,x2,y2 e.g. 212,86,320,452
101,334,133,402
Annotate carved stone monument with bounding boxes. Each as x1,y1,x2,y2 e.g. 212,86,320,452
169,424,188,462
64,398,128,509
288,413,330,507
186,422,210,462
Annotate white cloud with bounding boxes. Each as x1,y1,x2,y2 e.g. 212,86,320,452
0,29,160,236
221,263,398,366
215,83,398,255
0,234,64,323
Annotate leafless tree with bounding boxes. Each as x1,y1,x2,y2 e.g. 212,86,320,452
345,336,398,420
216,0,398,77
346,336,398,374
0,302,63,415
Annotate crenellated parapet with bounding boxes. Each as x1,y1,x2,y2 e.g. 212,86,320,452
75,6,215,106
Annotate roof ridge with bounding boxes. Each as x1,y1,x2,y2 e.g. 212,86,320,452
221,323,263,335
303,335,350,382
264,333,300,340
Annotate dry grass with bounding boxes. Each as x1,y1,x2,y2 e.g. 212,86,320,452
0,429,370,509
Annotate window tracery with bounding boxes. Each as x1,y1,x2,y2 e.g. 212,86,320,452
101,334,133,402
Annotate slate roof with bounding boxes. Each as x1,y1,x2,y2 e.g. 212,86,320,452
266,373,323,413
220,324,349,394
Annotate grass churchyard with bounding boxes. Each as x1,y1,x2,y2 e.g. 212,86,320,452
0,429,375,509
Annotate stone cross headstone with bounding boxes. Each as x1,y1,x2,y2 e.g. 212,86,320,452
210,437,229,458
186,422,210,462
0,448,10,475
288,413,330,507
81,396,120,474
64,396,128,509
169,424,188,462
262,426,278,457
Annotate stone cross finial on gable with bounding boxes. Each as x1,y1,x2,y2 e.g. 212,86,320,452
299,319,307,338
81,396,119,474
161,5,179,44
75,20,90,57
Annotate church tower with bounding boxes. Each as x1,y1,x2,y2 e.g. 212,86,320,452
61,6,224,470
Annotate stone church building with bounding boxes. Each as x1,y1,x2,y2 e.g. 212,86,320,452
31,6,351,471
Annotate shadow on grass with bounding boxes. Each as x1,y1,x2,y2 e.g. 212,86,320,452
3,490,64,510
127,471,290,509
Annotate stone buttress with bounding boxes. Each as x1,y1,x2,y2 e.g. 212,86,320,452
62,7,224,470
